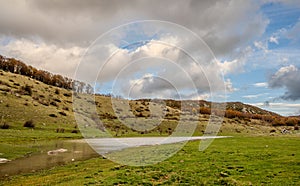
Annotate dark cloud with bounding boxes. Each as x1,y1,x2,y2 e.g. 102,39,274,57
0,0,268,57
268,65,300,100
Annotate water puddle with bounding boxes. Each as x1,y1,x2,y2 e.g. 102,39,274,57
0,136,230,177
0,140,99,178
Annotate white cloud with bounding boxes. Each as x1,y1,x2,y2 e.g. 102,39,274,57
0,0,278,100
217,46,253,75
268,65,300,100
250,102,300,116
253,82,268,88
254,41,269,53
0,38,84,77
0,0,268,57
269,36,279,44
242,93,268,99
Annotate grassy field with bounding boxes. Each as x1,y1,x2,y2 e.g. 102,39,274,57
1,135,299,185
1,70,299,185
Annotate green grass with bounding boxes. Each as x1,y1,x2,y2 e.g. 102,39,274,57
1,136,299,185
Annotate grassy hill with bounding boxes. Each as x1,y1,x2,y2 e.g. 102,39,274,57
0,68,298,142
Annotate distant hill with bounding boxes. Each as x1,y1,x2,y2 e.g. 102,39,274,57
0,55,298,137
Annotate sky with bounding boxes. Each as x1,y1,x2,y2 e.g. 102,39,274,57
0,0,300,116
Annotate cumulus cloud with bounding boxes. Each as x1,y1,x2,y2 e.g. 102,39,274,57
0,38,84,77
217,46,253,75
0,0,280,99
77,34,229,99
268,65,300,100
0,0,268,55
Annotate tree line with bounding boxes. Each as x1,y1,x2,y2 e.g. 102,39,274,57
0,55,93,94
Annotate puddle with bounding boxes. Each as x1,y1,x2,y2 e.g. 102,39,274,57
0,136,230,177
0,140,99,178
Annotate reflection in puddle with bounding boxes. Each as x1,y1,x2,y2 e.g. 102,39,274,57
0,136,230,177
0,140,99,178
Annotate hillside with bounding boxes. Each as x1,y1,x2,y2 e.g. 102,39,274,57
0,68,298,139
0,55,299,140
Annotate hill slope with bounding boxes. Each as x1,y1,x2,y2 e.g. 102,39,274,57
0,69,298,138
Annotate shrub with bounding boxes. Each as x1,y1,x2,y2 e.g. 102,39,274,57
200,107,211,115
50,101,58,107
59,111,67,116
285,118,298,126
55,89,60,95
62,107,69,111
63,93,72,97
0,123,10,129
22,85,32,96
23,120,35,128
272,117,285,126
49,114,57,118
53,98,61,102
252,114,263,120
294,125,299,131
262,115,274,123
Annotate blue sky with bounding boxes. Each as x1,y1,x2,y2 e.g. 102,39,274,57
0,0,299,116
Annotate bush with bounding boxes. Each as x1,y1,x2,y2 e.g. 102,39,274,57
23,120,35,128
59,111,67,116
285,118,298,126
71,130,78,133
22,85,32,96
63,93,72,97
50,101,58,107
53,98,61,102
262,115,274,123
200,107,211,115
272,117,285,126
0,123,10,129
55,89,60,95
252,114,263,120
49,114,57,118
62,107,69,111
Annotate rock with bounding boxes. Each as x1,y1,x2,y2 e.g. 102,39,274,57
47,148,68,155
220,172,229,177
0,158,11,163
